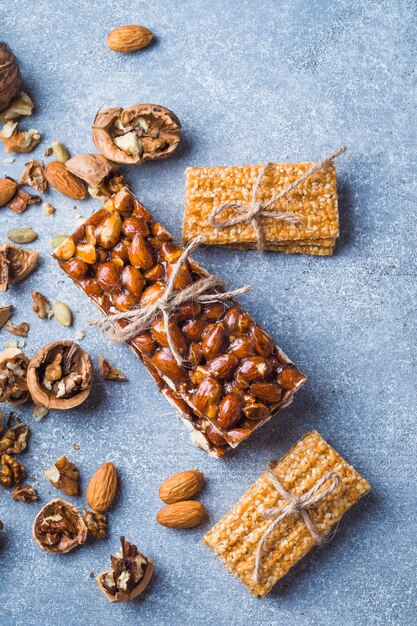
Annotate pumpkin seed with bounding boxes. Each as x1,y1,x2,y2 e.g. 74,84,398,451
50,234,68,249
53,301,72,327
7,227,37,244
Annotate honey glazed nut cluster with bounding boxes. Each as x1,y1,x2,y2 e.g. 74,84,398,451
54,188,306,457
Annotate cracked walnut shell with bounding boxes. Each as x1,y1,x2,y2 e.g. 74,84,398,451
0,43,22,112
27,341,92,410
32,499,87,553
92,104,181,164
96,537,153,602
0,243,38,292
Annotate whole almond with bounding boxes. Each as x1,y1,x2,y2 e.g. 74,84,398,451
159,470,204,504
86,462,118,512
156,500,206,529
0,177,17,206
44,161,87,200
107,25,153,53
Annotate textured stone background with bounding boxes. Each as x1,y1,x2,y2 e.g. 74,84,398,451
0,1,416,625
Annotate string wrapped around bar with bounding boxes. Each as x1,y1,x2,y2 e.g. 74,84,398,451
54,188,306,456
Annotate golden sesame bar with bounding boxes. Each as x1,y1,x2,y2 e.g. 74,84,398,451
53,188,306,457
182,162,339,254
203,430,370,596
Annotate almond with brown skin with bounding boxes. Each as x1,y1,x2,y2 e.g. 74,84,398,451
216,393,244,430
159,470,204,504
86,462,118,512
156,500,206,529
0,177,17,206
44,161,87,200
107,25,154,53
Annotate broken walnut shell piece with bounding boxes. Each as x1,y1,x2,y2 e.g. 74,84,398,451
92,104,181,164
19,160,47,193
0,305,12,328
27,340,93,410
0,243,39,291
7,187,41,213
98,355,126,381
0,43,22,112
0,348,30,406
66,153,116,187
96,537,153,603
32,498,87,554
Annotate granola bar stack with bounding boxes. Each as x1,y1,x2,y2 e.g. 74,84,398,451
182,161,339,255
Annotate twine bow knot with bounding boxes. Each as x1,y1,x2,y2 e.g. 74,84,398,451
209,146,347,252
89,236,251,367
254,469,341,584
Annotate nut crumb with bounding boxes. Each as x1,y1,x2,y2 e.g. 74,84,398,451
32,405,49,420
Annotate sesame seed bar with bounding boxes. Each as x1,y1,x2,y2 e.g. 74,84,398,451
203,430,371,596
182,162,339,254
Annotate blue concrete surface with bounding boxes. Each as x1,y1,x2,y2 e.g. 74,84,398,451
0,1,415,625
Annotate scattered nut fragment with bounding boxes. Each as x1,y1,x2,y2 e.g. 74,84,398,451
0,416,29,454
11,483,38,502
0,348,30,405
32,498,87,553
7,227,37,244
107,25,154,53
0,43,22,112
0,177,17,206
50,234,69,250
98,355,126,381
42,202,55,216
50,140,70,163
5,322,29,337
86,462,118,513
0,121,41,153
0,453,25,487
92,104,181,164
53,301,72,326
0,91,34,122
159,469,204,504
44,455,79,496
0,243,38,291
32,291,53,319
27,341,92,409
44,161,87,200
7,187,41,213
83,508,107,539
32,405,49,420
156,500,206,529
74,330,85,341
0,305,12,328
96,537,153,603
19,160,47,192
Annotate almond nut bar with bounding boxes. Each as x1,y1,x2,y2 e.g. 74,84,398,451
203,430,371,595
182,162,339,254
53,188,306,456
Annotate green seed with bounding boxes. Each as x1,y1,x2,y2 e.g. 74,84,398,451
7,227,37,244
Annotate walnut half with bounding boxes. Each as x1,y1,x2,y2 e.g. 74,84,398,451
27,341,92,410
92,104,181,165
32,499,87,553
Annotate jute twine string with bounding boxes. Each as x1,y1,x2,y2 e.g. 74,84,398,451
209,146,347,252
254,470,341,584
89,235,251,366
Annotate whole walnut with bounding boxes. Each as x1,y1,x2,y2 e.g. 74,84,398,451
0,43,22,112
